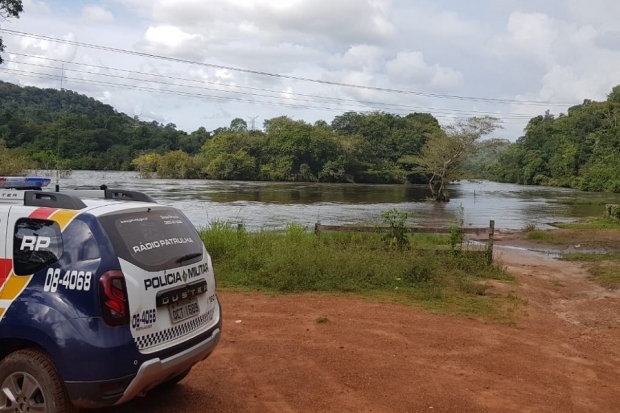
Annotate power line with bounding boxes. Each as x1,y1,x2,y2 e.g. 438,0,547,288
2,59,538,120
7,52,538,117
0,66,532,124
0,28,575,107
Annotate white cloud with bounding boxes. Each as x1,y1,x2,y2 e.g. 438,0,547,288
3,0,620,137
143,25,204,51
21,0,51,16
81,5,115,24
117,0,395,48
326,46,385,72
386,51,463,91
11,32,78,62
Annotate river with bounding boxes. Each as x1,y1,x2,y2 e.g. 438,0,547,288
45,171,620,231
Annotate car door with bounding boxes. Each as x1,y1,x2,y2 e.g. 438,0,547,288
1,207,65,315
0,206,10,303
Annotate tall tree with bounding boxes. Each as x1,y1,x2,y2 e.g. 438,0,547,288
0,0,23,64
409,117,501,202
230,117,248,132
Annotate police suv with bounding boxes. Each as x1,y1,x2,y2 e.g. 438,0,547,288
0,178,221,412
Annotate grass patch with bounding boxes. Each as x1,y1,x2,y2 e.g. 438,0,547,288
315,317,330,324
525,218,620,251
560,252,620,290
553,217,620,230
200,222,516,322
561,253,620,262
589,264,620,289
551,198,611,206
526,231,562,243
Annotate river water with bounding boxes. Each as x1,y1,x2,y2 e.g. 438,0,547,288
46,171,620,231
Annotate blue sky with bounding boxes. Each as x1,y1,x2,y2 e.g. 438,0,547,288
1,0,619,139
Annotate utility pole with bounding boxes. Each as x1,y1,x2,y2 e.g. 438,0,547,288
56,64,65,191
247,116,258,131
60,64,65,91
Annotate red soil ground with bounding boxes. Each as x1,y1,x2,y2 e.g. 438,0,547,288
99,242,620,413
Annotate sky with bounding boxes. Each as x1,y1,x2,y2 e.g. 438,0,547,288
1,0,620,139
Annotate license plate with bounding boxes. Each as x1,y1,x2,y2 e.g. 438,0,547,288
168,297,200,324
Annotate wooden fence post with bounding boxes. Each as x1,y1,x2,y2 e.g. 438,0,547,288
487,220,495,264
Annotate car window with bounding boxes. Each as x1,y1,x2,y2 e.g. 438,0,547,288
98,208,203,272
13,218,63,275
61,219,101,263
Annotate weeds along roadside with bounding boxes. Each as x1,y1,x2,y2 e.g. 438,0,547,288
199,221,521,322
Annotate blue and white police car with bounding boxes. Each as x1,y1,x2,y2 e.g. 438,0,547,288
0,178,222,412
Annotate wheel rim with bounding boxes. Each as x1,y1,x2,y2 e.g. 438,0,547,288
0,372,46,413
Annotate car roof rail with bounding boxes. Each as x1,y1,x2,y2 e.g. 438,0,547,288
24,191,87,210
104,189,155,203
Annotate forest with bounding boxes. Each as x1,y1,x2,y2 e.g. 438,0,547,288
3,80,620,193
0,80,210,171
0,80,445,184
482,86,620,192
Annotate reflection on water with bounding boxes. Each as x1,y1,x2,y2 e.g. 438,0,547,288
56,171,620,231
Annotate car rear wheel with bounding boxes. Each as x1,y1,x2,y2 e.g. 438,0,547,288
0,349,77,413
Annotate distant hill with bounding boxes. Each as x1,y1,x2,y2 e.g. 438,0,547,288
0,81,123,121
0,81,209,170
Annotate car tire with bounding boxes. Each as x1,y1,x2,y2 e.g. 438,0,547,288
0,349,77,413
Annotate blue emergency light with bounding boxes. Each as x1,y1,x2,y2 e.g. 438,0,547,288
0,177,52,190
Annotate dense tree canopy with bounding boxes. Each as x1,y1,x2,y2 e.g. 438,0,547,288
12,80,620,195
134,112,444,184
0,81,211,170
1,81,446,185
483,86,620,192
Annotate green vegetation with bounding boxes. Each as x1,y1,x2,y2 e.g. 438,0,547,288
589,264,620,289
0,141,35,175
0,81,492,191
0,81,444,182
405,116,501,201
526,230,562,243
449,204,466,250
526,218,620,247
482,85,620,193
315,317,330,324
562,253,620,290
7,75,620,197
143,111,444,183
555,218,620,230
200,222,518,321
380,208,413,250
0,81,212,171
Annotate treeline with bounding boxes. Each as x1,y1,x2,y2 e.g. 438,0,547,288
0,80,444,184
0,81,210,171
481,86,620,192
134,113,442,183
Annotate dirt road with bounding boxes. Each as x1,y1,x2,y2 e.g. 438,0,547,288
99,244,620,413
